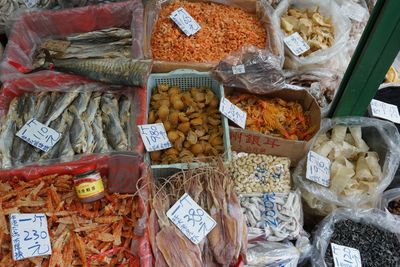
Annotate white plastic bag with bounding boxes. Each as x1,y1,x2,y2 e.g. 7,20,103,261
293,117,400,216
246,240,300,266
274,0,351,71
311,208,400,267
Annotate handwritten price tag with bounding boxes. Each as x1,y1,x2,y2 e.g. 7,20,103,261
10,214,52,260
23,0,39,8
170,7,201,36
284,32,310,56
219,97,247,129
16,118,62,152
167,193,217,244
331,243,362,267
138,123,172,152
306,151,331,187
369,99,400,124
232,64,246,75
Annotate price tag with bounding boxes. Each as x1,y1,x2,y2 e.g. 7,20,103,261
306,151,331,187
170,7,201,36
369,99,400,124
219,97,247,129
23,0,39,8
16,118,62,152
10,213,52,260
341,2,367,22
138,123,172,152
167,193,217,244
283,32,310,56
263,193,280,228
232,64,246,75
331,243,362,267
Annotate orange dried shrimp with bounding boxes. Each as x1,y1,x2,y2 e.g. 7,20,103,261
228,94,316,140
0,174,141,266
151,1,267,63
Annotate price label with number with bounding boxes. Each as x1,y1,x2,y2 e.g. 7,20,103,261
283,32,310,56
10,213,52,260
167,193,217,244
138,123,172,152
369,99,400,124
219,97,247,129
232,64,246,75
170,7,201,36
306,151,331,187
331,243,362,267
16,118,62,152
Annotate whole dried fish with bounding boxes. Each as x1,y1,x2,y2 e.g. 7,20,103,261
69,105,88,154
119,94,131,134
92,112,110,153
40,111,69,161
44,91,79,126
58,111,75,159
65,27,132,44
0,97,19,168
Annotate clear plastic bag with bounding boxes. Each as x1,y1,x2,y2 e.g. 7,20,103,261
246,240,300,266
380,188,400,219
274,0,351,71
138,0,284,72
293,117,400,216
311,208,400,267
212,45,286,94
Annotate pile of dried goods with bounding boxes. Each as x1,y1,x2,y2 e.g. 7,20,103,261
281,7,335,56
149,84,224,164
228,94,315,140
0,174,141,266
151,1,267,63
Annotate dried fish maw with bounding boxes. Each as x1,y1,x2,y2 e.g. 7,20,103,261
281,16,296,33
312,12,331,27
156,226,203,267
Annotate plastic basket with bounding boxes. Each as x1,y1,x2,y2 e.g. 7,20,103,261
146,69,232,177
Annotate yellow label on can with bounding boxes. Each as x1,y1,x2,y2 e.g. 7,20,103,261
75,178,104,198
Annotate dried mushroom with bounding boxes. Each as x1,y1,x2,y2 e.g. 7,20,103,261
150,84,224,164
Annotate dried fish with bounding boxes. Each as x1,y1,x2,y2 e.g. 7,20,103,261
92,112,110,153
0,98,19,168
44,91,79,126
119,94,131,134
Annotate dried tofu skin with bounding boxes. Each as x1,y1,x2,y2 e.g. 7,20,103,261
280,7,335,56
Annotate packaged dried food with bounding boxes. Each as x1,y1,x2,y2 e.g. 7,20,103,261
380,188,400,218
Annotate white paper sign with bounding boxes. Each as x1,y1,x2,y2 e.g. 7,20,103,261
331,243,362,267
23,0,39,8
138,123,172,152
167,193,217,244
232,64,246,75
10,213,52,260
170,7,201,36
283,32,310,56
16,118,62,152
341,2,367,22
219,97,247,129
369,99,400,124
306,151,331,187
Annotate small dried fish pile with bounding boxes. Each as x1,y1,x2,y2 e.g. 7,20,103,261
285,71,340,109
228,94,315,140
0,90,131,168
32,28,152,87
281,7,335,56
149,84,224,164
0,174,141,266
149,160,247,266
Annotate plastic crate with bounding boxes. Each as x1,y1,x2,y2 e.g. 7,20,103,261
146,69,232,177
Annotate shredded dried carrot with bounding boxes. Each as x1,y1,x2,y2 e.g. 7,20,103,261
151,1,267,62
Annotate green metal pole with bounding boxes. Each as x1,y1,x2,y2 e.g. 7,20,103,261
330,0,400,117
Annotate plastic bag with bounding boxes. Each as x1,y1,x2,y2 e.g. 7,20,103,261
380,188,400,219
246,240,300,266
274,0,351,71
311,208,400,267
212,45,286,94
284,69,341,117
0,79,146,170
138,0,284,72
0,1,145,87
293,117,400,216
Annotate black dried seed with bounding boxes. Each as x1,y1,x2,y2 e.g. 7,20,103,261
324,220,400,267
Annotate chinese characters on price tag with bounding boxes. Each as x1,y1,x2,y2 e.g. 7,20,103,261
369,99,400,124
138,123,172,152
283,32,310,56
219,97,247,129
232,64,246,75
167,193,217,244
170,7,201,36
16,118,62,152
331,243,362,267
23,0,39,8
306,151,331,187
10,213,52,260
